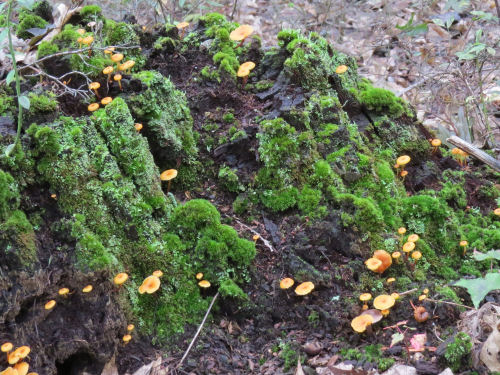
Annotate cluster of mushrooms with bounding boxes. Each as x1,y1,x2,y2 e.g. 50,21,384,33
0,344,35,375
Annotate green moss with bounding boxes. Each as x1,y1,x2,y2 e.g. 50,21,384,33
37,40,59,58
0,169,18,220
260,186,298,212
0,93,14,115
28,92,58,113
444,332,472,371
53,24,80,46
341,344,394,371
199,66,221,83
218,165,242,193
17,10,48,39
219,278,247,299
79,5,102,21
298,185,325,219
223,112,235,124
358,81,407,118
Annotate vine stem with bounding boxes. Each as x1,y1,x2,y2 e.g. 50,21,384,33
6,0,23,156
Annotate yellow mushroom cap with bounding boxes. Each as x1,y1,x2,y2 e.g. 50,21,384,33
152,270,163,277
14,362,29,375
58,288,70,296
252,234,260,241
77,28,85,35
423,288,429,294
279,277,294,289
89,82,100,90
82,285,93,293
101,97,113,105
195,272,204,280
373,294,395,310
494,208,500,216
294,281,315,296
391,292,400,300
237,68,250,78
82,36,94,45
398,227,406,235
1,342,13,352
392,251,401,259
198,280,211,288
111,53,124,63
134,123,143,132
77,37,83,44
400,170,408,177
359,293,372,302
113,74,122,81
122,334,132,343
88,103,99,112
114,272,128,285
104,47,115,54
403,242,415,253
451,147,461,155
431,139,441,147
351,314,373,333
411,251,422,260
396,155,411,166
335,65,348,74
229,25,254,41
121,60,135,71
365,257,382,272
381,309,390,317
1,367,18,375
176,21,189,29
387,277,396,284
160,169,178,181
44,300,56,310
138,275,161,294
103,66,114,75
460,240,468,247
14,346,30,359
408,234,420,242
240,61,256,71
419,294,427,301
127,324,135,332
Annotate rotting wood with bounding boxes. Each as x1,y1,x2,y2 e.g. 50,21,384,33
447,136,500,173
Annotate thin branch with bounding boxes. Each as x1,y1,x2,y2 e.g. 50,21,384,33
425,297,475,310
177,291,219,369
24,66,91,99
232,218,276,252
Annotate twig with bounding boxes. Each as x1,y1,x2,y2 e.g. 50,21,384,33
25,67,91,99
232,218,276,252
447,135,500,172
398,288,418,296
494,0,500,23
425,297,475,310
177,291,219,369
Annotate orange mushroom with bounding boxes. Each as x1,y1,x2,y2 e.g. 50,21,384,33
122,334,132,344
44,300,56,310
113,74,122,90
494,208,500,216
121,60,135,74
103,66,114,82
176,21,190,38
111,53,124,70
58,288,70,296
373,294,395,313
1,342,13,353
198,280,211,288
134,123,143,132
195,272,204,280
335,65,348,74
88,103,99,112
359,293,372,311
101,97,113,106
138,275,161,294
152,270,163,277
13,346,30,360
408,234,420,243
89,82,100,98
295,281,314,296
113,272,128,286
82,35,94,56
430,138,441,153
392,251,401,262
398,227,406,235
82,285,93,293
365,257,382,273
229,25,254,47
14,361,29,375
279,277,294,290
351,314,373,333
1,367,18,375
160,169,178,193
460,240,468,256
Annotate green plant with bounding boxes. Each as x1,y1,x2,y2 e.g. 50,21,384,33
455,271,500,308
444,332,472,371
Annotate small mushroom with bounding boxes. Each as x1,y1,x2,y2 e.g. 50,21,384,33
460,240,468,256
198,280,211,288
387,277,396,284
365,257,382,273
252,234,260,242
77,37,83,49
359,293,372,311
89,82,100,97
418,294,427,301
279,277,294,290
392,251,401,263
1,342,13,353
121,60,135,74
160,169,178,193
101,97,113,106
408,234,419,243
44,300,56,310
103,66,114,82
398,227,406,235
134,123,143,132
373,294,395,314
13,347,30,360
127,324,135,332
14,362,29,375
430,138,441,153
237,61,256,88
494,208,500,216
77,28,85,35
82,285,93,293
373,250,392,273
153,270,163,277
195,272,204,280
104,47,115,55
113,74,122,90
58,288,70,296
229,25,254,47
1,367,18,375
111,53,124,70
294,281,314,296
113,272,129,286
88,103,99,112
335,65,348,74
400,170,408,178
7,352,20,365
351,314,373,333
391,292,400,300
82,35,94,56
122,334,132,344
176,21,189,38
138,275,161,294
411,251,422,261
402,241,415,260
395,155,411,173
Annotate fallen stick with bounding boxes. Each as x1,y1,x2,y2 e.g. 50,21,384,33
177,291,219,369
425,297,475,310
446,136,500,172
233,218,276,252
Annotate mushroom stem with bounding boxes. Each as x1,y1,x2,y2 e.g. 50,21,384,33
167,180,172,194
242,76,248,89
117,80,122,90
365,324,373,335
236,39,245,48
92,88,100,99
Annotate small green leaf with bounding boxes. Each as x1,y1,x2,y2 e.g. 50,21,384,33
455,272,500,308
6,70,15,85
473,250,500,262
4,143,16,157
487,47,496,55
391,332,405,347
19,95,30,110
